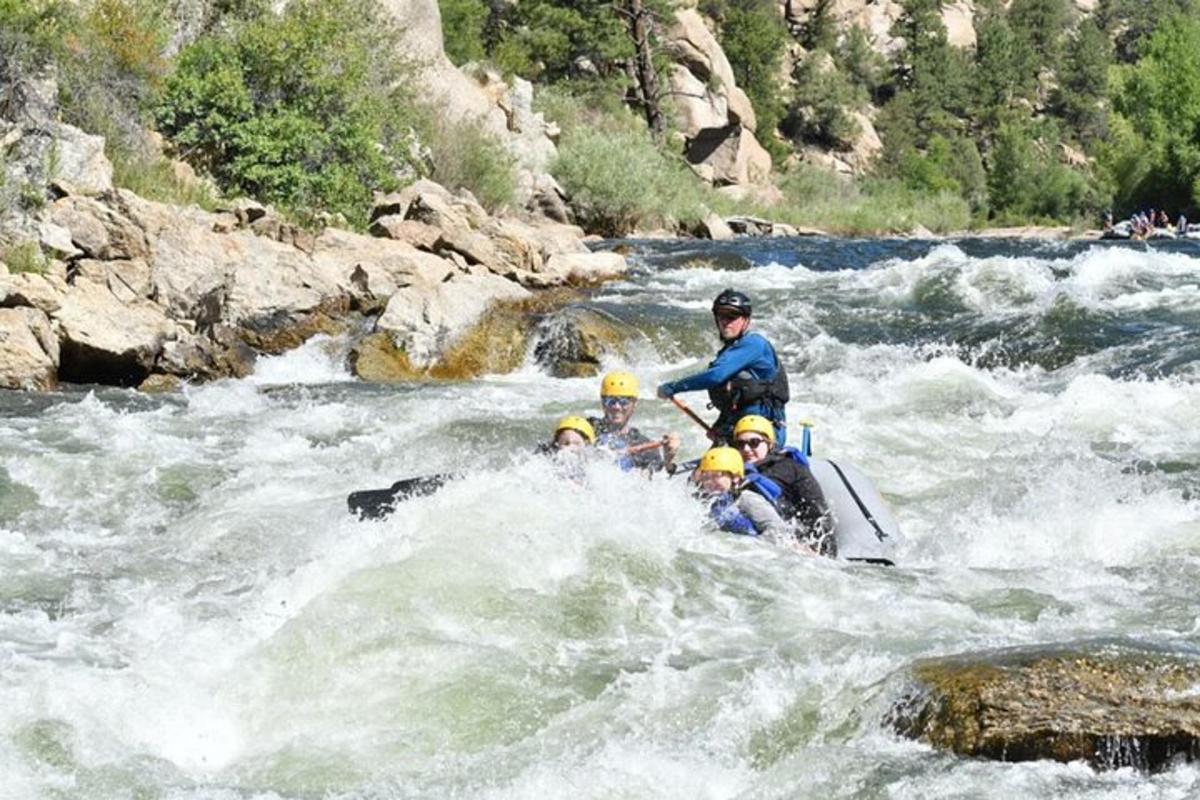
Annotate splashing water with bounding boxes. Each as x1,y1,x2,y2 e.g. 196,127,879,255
2,238,1199,798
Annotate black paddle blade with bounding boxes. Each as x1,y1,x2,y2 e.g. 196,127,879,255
347,473,458,520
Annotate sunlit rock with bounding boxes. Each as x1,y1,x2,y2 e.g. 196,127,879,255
53,279,173,385
889,642,1200,773
0,307,59,390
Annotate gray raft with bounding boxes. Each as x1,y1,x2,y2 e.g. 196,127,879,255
809,458,904,564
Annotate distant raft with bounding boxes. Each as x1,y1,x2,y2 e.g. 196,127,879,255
809,459,904,565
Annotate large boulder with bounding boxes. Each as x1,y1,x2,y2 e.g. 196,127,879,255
889,642,1200,773
0,307,59,390
375,270,530,368
666,9,773,187
48,196,150,262
53,279,175,385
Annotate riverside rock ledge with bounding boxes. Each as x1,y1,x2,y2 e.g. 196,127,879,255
888,641,1200,773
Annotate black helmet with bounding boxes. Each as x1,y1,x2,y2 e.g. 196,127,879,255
712,288,752,317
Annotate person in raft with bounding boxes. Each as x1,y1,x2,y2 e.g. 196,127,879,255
692,446,791,540
656,289,790,446
732,415,835,556
587,371,681,472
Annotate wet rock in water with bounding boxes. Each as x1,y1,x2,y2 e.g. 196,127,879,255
533,306,630,378
889,642,1200,773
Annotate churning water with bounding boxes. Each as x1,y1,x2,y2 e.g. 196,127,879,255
2,237,1199,799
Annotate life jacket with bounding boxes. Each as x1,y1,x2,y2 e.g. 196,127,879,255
747,447,831,542
707,339,790,422
708,493,758,536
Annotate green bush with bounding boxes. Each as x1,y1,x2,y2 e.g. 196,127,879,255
426,114,516,212
987,120,1104,222
155,0,425,228
439,0,488,65
552,120,707,235
785,52,863,149
771,164,971,234
2,241,48,274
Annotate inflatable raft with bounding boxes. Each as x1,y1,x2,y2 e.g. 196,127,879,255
809,458,903,565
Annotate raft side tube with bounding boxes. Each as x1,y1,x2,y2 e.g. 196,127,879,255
809,458,903,564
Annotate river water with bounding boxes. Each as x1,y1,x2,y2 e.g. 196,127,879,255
2,237,1199,798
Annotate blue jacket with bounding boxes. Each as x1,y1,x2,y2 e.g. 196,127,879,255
658,332,787,445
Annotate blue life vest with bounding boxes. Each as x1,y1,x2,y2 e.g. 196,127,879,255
709,493,758,536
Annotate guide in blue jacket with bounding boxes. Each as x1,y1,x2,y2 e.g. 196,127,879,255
656,289,790,446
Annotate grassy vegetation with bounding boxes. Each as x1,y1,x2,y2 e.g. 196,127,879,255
2,241,49,274
541,87,973,236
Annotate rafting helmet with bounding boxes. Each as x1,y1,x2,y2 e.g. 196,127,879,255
555,415,596,444
698,446,744,478
733,415,776,446
600,371,639,398
712,289,752,317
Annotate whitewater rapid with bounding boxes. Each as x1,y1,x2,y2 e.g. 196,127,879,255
2,238,1199,798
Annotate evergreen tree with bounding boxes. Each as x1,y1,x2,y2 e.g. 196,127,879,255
971,3,1037,122
1051,19,1111,145
802,0,838,52
720,0,789,156
1007,0,1069,68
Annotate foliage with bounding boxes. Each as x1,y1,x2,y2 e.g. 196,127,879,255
1102,14,1200,214
1051,20,1111,144
897,134,988,215
426,114,516,212
986,119,1104,222
439,0,489,65
490,0,631,82
835,26,889,102
785,51,863,149
773,164,972,233
719,0,789,160
884,0,972,148
1096,0,1198,62
971,5,1037,119
2,241,48,274
801,0,838,51
1007,0,1069,67
156,0,425,228
551,112,708,235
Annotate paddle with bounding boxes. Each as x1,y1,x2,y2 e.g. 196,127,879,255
347,441,670,520
670,397,713,435
347,473,458,520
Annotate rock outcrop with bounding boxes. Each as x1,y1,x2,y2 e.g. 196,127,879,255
0,174,628,391
665,9,773,187
889,642,1200,773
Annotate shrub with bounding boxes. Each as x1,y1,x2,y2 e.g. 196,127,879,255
2,241,48,274
426,114,516,212
784,52,863,149
552,121,707,235
439,0,488,65
155,0,426,229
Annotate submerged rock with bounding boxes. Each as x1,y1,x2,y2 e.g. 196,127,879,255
533,306,630,378
889,642,1200,773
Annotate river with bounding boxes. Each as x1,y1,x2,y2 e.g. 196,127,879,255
2,237,1199,798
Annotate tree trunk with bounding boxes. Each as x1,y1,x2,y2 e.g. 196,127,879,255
622,0,666,142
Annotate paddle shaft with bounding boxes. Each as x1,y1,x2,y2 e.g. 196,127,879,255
671,397,712,434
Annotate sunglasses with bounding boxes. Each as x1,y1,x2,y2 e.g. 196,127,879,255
602,396,635,408
714,313,745,324
734,437,769,450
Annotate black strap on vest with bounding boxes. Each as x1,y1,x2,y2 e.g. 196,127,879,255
827,460,889,543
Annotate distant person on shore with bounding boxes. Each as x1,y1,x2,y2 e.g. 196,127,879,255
587,371,680,473
1102,209,1114,231
1179,215,1189,236
656,289,790,446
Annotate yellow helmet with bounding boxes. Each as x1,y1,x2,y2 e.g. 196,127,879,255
600,371,639,398
555,415,596,444
697,446,744,478
733,415,775,446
